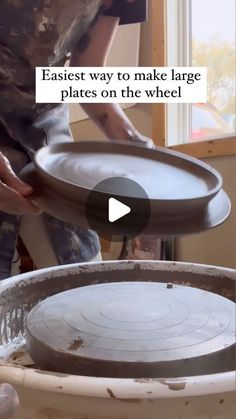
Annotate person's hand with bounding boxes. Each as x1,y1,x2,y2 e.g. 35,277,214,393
128,131,154,149
0,152,41,215
0,384,19,419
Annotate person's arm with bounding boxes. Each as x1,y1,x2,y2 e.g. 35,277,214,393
70,13,153,147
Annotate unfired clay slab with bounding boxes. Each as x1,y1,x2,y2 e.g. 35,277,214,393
26,281,235,378
43,152,210,200
34,141,222,205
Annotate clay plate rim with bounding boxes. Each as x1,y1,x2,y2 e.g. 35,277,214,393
34,141,223,207
20,164,230,236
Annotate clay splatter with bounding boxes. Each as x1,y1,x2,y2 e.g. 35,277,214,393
107,388,116,399
68,337,83,351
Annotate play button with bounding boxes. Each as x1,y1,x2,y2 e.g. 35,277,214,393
85,177,150,241
109,198,131,223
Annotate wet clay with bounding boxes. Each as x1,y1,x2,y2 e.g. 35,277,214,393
25,281,235,378
43,152,212,199
35,141,222,207
21,165,230,236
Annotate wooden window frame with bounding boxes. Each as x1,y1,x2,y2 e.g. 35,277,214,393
151,0,236,159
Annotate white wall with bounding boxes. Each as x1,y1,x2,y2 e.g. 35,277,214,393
176,155,236,268
69,23,141,123
70,19,153,140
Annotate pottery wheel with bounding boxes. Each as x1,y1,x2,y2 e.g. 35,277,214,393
26,282,235,378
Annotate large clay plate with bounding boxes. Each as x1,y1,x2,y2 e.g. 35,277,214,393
21,164,230,236
34,141,222,216
26,282,235,378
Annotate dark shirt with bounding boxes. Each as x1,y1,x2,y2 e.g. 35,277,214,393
0,0,147,144
104,0,147,24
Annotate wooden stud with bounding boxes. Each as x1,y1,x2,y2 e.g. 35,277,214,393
170,137,236,159
151,0,166,147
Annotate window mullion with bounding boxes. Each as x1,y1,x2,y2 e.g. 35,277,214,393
166,0,192,146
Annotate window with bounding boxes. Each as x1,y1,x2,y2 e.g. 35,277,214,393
191,0,235,142
152,0,236,157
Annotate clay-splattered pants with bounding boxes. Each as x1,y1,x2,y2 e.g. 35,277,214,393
0,110,100,280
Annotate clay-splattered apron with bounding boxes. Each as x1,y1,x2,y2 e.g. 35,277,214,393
0,0,102,278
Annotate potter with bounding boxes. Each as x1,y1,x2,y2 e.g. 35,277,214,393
0,0,151,280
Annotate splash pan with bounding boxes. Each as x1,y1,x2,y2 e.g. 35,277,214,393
0,261,235,419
